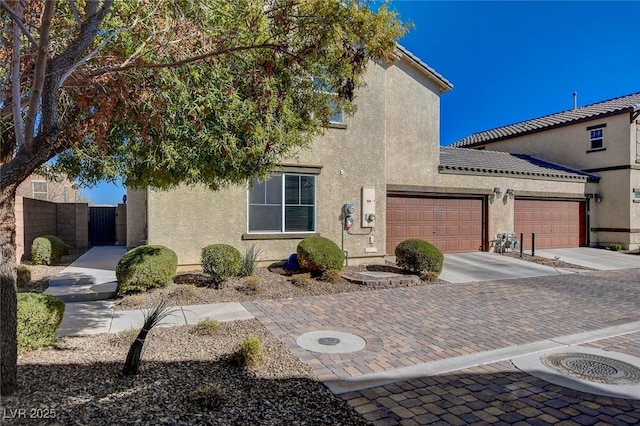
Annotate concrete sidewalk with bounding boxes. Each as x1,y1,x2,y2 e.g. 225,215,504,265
49,246,254,336
44,246,127,302
57,301,253,337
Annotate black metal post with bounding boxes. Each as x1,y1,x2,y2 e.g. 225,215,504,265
532,233,536,257
520,233,524,258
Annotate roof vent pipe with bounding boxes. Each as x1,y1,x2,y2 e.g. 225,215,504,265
573,92,578,110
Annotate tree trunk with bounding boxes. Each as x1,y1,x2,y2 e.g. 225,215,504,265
0,186,18,395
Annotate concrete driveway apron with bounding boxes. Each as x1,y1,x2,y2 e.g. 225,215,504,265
533,247,640,270
439,252,574,283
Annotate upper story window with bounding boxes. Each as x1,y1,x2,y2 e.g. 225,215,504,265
248,174,316,233
587,124,606,151
32,181,48,200
328,99,343,125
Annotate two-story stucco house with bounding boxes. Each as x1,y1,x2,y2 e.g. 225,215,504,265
453,93,640,250
127,46,599,267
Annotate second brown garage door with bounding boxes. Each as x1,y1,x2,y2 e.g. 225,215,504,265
386,196,484,254
514,199,585,249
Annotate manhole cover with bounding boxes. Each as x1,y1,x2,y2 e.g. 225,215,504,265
318,337,341,346
541,352,640,385
296,330,366,354
512,346,640,399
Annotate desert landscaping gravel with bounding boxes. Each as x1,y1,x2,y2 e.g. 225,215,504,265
4,320,367,425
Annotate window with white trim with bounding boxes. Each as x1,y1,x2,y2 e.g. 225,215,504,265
589,128,604,150
32,181,48,200
328,99,343,124
248,174,316,232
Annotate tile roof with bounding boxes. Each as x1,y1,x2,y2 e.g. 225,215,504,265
395,44,453,93
453,92,640,147
439,147,599,181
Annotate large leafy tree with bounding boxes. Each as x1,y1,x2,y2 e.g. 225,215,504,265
0,0,405,394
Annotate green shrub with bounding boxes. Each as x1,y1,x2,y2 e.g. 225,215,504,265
607,242,623,251
116,245,178,296
17,265,31,287
17,293,65,353
297,237,344,275
201,244,241,283
236,336,263,367
31,235,69,265
395,239,444,275
239,245,263,277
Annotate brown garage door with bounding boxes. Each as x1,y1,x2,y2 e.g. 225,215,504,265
386,196,484,254
514,199,585,249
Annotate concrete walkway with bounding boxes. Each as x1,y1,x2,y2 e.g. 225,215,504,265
44,246,126,302
57,301,253,337
51,246,254,337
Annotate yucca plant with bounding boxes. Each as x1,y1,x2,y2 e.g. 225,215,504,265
122,300,176,375
239,244,263,277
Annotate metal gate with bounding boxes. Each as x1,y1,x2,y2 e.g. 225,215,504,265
89,206,116,246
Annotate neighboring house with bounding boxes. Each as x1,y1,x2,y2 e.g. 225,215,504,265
16,173,78,203
453,92,640,250
127,46,598,267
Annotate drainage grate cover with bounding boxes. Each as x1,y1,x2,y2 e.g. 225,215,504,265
512,346,640,399
541,352,640,385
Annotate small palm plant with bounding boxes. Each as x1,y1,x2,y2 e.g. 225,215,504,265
122,300,175,375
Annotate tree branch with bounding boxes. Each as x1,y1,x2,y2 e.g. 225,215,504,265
90,43,294,76
59,28,121,87
23,0,57,150
11,0,25,148
68,0,82,26
0,0,38,48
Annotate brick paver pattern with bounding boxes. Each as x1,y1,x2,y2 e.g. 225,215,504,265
248,269,640,382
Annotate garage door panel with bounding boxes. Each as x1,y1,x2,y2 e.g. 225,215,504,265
515,199,583,249
387,196,483,254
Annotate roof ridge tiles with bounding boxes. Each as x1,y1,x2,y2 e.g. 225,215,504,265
453,91,640,147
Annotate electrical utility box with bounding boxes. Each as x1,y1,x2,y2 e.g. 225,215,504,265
361,187,376,227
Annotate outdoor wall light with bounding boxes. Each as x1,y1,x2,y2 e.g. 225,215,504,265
595,193,602,203
493,187,502,197
506,189,514,199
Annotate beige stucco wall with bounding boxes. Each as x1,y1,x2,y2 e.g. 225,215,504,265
470,113,638,248
473,113,633,170
385,60,442,185
144,61,393,266
126,189,148,248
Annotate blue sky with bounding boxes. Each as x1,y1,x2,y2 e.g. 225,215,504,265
85,1,640,205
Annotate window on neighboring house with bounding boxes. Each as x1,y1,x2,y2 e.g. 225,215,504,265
32,181,48,200
248,174,316,232
589,128,604,150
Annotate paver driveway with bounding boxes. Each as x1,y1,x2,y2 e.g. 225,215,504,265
245,268,640,424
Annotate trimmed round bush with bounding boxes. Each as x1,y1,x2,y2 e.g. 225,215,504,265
17,293,65,354
395,239,444,275
201,244,242,283
116,245,178,295
297,236,344,275
31,235,69,265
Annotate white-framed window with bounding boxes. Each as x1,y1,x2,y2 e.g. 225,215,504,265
248,174,316,233
328,99,343,124
589,128,604,150
32,181,48,200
